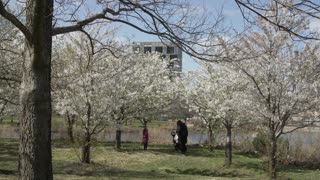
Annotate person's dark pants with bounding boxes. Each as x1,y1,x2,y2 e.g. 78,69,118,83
144,142,148,150
176,142,187,153
180,143,187,154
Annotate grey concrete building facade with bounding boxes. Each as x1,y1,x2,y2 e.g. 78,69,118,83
132,42,182,72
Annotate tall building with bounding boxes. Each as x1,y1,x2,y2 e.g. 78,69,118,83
132,42,182,72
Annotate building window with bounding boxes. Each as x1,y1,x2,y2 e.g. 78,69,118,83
167,46,174,54
170,55,178,60
155,46,163,53
161,55,167,59
144,47,152,53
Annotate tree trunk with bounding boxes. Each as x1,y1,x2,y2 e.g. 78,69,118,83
225,125,232,168
81,131,91,163
66,113,74,143
18,0,53,179
67,126,74,143
115,129,121,150
143,119,148,129
269,133,277,179
81,102,91,163
208,126,214,151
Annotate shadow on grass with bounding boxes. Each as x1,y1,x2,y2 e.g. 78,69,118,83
0,139,19,158
0,139,18,175
0,139,19,159
277,163,317,174
52,139,109,149
54,160,249,179
53,140,225,159
0,169,16,175
235,151,259,159
235,160,266,173
54,161,171,179
165,168,248,178
116,143,225,159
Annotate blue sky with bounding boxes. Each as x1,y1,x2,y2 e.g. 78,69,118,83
114,0,245,72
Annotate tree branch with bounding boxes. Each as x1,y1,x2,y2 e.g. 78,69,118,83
240,68,266,99
281,120,319,135
0,76,21,83
0,1,32,42
234,0,320,40
52,6,135,36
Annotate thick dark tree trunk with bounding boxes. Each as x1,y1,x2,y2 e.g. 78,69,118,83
225,125,232,167
115,129,121,150
81,131,91,163
18,0,53,179
269,133,277,179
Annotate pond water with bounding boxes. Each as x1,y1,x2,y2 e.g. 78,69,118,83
0,125,319,147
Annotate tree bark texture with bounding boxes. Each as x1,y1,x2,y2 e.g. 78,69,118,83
208,125,214,151
66,113,75,143
18,0,53,179
67,126,74,143
269,133,277,179
225,126,232,167
81,103,91,163
81,131,91,163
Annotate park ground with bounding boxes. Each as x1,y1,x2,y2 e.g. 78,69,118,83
0,139,320,180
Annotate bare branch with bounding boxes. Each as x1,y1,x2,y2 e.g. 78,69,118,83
0,96,18,106
240,68,266,99
281,120,320,135
234,0,320,40
0,0,32,42
52,6,135,36
0,76,21,83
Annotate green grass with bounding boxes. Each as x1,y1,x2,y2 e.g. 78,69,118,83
0,139,319,180
0,115,19,128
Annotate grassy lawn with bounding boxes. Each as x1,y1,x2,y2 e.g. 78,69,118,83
0,139,319,179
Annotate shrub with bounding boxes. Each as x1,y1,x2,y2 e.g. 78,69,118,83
252,131,269,156
252,130,289,161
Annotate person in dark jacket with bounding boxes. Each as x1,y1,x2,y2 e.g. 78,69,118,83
176,120,188,153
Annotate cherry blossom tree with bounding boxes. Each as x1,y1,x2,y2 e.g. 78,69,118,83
53,27,176,155
0,16,22,121
107,53,175,149
209,67,249,168
186,69,221,151
53,29,118,163
0,1,226,178
235,0,320,40
229,7,320,178
186,62,250,166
